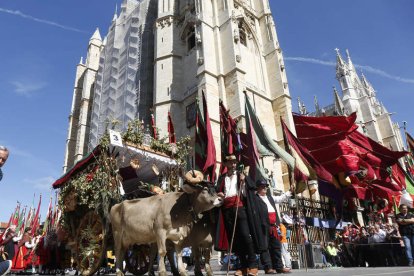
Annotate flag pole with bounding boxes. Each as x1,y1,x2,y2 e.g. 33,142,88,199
226,167,245,276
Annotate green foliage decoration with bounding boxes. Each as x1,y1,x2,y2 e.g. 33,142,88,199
58,119,191,230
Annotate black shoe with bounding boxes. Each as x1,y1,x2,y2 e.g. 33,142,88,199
0,261,12,276
276,268,291,274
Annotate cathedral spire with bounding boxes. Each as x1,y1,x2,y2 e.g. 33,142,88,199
89,28,102,44
314,95,321,115
360,72,376,97
335,48,346,79
297,97,307,115
345,49,357,74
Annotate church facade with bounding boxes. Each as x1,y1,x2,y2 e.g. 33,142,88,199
63,0,294,187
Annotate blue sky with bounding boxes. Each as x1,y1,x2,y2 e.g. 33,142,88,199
0,0,413,222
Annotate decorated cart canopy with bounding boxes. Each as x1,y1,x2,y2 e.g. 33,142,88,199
52,143,179,190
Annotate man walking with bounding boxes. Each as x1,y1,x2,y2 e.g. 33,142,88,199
396,204,414,266
216,155,259,276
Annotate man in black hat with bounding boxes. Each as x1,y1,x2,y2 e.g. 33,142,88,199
255,179,291,274
216,154,258,276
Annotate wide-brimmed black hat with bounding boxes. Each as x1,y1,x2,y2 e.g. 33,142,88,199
256,179,269,188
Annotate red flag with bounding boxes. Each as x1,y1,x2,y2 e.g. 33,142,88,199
294,112,407,177
11,203,21,226
281,119,340,188
349,130,407,168
31,194,42,235
195,92,217,182
0,208,17,240
219,101,240,174
167,112,176,144
150,114,158,140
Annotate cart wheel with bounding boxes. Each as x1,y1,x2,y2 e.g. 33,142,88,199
125,244,151,275
76,211,106,276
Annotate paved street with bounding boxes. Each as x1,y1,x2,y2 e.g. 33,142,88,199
210,267,414,276
9,267,413,276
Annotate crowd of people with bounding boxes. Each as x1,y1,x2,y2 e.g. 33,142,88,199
0,146,68,276
318,208,414,268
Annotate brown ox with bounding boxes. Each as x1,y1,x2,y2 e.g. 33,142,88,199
148,211,216,276
110,184,222,276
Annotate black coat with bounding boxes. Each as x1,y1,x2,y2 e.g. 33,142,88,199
244,177,269,253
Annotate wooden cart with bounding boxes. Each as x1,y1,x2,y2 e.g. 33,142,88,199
53,140,186,276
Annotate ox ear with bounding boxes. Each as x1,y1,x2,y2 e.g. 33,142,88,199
182,183,198,194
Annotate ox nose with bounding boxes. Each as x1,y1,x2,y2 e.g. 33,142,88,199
213,197,223,207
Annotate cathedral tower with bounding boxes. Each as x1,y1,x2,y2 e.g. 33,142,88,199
335,49,404,151
63,29,102,172
153,0,294,184
64,0,295,187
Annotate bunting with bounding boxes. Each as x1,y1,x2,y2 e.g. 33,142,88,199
195,91,217,182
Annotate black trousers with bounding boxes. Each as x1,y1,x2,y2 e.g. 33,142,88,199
260,233,283,270
222,206,257,269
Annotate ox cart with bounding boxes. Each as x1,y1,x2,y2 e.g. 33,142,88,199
53,126,190,276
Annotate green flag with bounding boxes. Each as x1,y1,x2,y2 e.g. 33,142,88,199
244,94,295,169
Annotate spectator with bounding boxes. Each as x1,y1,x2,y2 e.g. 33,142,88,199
396,204,414,266
319,242,330,267
279,223,291,269
325,242,341,267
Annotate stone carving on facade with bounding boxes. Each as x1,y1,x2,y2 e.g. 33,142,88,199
156,16,174,29
233,29,240,43
197,57,204,65
236,55,241,63
195,32,202,45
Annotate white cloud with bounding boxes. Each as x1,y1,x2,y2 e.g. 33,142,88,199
284,56,414,84
10,81,47,97
0,7,87,33
24,176,56,190
284,57,336,66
